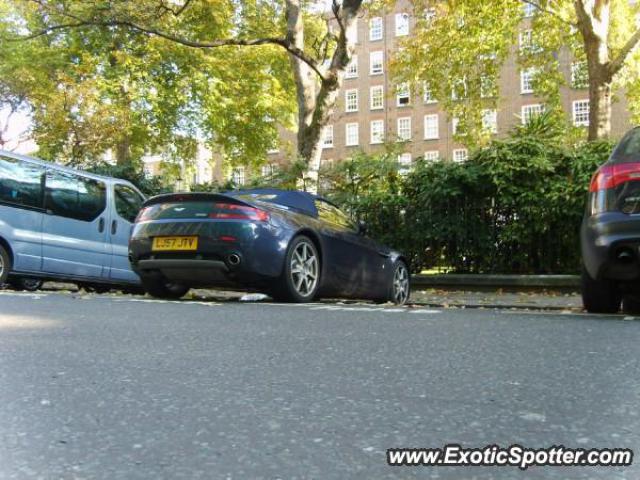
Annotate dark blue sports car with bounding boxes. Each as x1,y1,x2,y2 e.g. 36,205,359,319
128,189,410,304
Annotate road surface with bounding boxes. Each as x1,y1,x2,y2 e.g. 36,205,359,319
0,290,638,479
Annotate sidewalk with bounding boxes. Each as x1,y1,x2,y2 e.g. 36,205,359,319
410,288,582,311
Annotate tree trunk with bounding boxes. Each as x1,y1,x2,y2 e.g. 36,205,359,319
285,0,361,187
587,72,612,140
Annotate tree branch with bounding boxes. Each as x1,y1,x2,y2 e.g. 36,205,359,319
6,18,325,80
609,28,640,75
522,0,577,27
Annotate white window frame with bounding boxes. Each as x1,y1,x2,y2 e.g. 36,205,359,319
452,117,462,136
345,55,358,79
396,83,411,107
573,99,590,127
369,17,383,41
424,150,440,161
451,77,467,100
370,85,384,110
370,51,384,75
482,109,498,134
322,125,334,148
523,1,536,17
424,114,439,140
370,119,385,144
521,104,545,124
398,153,412,175
520,68,535,94
261,164,276,177
571,61,588,89
453,149,468,163
345,122,359,146
345,88,359,112
395,13,410,36
519,29,540,53
423,82,437,104
397,117,412,141
231,166,245,186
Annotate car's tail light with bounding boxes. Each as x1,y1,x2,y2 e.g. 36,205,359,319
209,203,270,222
588,162,640,216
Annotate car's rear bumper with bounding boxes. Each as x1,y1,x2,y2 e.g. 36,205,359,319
582,212,640,282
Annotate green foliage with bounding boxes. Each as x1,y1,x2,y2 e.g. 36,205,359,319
85,161,172,197
321,117,613,274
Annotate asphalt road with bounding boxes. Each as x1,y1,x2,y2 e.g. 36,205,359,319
0,291,639,480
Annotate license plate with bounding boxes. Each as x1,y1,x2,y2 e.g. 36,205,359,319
152,236,198,251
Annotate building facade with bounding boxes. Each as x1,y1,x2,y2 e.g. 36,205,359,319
265,0,632,174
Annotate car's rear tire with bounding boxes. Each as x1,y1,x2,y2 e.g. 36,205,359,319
379,259,410,305
581,266,621,313
141,275,190,300
0,244,10,285
274,235,320,303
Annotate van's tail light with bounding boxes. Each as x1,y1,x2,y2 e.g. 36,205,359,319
209,203,270,222
588,162,640,216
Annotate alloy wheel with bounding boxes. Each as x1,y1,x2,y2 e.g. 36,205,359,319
393,263,410,304
290,241,318,297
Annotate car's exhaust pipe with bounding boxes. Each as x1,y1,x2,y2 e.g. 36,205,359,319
227,253,242,268
615,246,636,265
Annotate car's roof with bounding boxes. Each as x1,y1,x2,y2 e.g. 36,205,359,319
226,188,335,217
0,149,122,183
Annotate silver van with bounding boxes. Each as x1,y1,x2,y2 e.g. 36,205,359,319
0,150,145,290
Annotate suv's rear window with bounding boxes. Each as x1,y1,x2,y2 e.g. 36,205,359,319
611,129,640,163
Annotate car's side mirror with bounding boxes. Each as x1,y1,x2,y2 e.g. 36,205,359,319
357,220,367,236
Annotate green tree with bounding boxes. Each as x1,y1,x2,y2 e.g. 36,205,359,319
393,0,640,143
1,0,367,183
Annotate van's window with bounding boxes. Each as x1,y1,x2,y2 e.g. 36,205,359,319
45,171,106,222
114,184,144,223
0,155,44,209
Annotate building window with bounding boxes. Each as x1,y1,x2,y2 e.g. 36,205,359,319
231,166,245,186
395,13,409,36
345,122,359,146
519,29,541,53
370,51,384,75
424,7,436,26
453,149,468,163
523,1,536,17
481,76,497,98
571,61,588,89
322,125,334,148
345,89,358,112
370,119,385,144
261,164,277,177
398,153,412,175
451,77,467,100
482,109,498,133
573,100,590,127
369,17,383,41
452,117,464,136
396,83,411,107
424,114,439,140
423,82,437,104
345,55,358,78
521,104,545,124
520,68,536,94
397,117,412,141
370,85,384,110
424,150,440,161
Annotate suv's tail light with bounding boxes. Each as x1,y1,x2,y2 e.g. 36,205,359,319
209,203,270,222
588,162,640,216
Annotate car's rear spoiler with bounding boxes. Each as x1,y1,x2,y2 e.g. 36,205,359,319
142,192,256,209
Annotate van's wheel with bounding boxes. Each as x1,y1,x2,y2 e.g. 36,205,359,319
141,275,190,300
581,266,621,313
9,278,43,292
274,235,320,303
0,244,11,285
379,259,410,305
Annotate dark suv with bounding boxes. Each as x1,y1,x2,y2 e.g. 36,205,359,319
581,127,640,313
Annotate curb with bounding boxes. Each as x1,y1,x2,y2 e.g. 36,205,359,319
412,274,580,289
